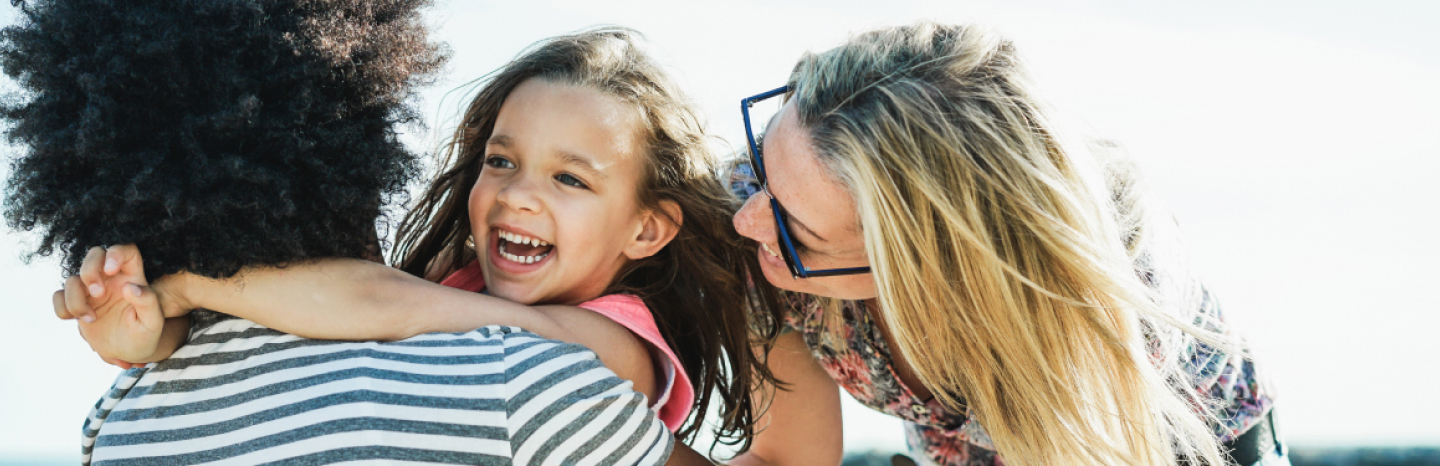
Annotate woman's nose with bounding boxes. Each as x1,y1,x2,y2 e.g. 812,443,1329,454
733,192,775,243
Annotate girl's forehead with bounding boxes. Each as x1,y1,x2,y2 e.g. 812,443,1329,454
492,80,646,161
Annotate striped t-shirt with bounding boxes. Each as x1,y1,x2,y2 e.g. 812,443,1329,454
81,315,673,465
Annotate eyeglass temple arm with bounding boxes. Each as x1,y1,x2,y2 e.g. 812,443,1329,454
741,86,789,177
741,86,789,108
799,266,872,278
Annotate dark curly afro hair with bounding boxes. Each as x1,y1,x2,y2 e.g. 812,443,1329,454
1,0,446,281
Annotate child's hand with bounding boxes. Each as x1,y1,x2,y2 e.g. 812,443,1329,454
52,245,168,365
82,282,166,366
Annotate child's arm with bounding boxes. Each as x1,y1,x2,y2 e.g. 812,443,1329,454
79,245,656,399
165,258,575,341
174,256,657,399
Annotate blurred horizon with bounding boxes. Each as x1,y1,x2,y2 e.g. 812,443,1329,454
3,0,1438,460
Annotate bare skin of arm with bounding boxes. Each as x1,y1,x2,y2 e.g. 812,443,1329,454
176,258,655,399
729,331,844,466
61,246,655,400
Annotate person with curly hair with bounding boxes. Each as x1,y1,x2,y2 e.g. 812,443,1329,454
4,1,705,464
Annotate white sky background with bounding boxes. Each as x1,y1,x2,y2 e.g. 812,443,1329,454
2,0,1439,459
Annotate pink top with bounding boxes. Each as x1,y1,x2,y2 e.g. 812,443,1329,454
439,260,694,431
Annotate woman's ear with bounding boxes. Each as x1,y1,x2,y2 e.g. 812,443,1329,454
623,200,682,260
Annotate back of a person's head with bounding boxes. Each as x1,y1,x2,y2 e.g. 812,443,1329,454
2,0,446,281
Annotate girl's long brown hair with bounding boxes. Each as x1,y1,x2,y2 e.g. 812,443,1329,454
391,27,782,451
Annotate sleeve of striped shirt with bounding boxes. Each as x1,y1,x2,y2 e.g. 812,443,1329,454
81,367,149,466
500,327,674,466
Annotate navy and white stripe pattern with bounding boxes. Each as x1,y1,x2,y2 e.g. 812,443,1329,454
81,316,672,465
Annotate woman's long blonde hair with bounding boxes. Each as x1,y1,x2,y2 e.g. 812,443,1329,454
788,22,1235,466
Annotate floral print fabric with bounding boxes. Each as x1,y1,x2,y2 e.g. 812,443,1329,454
777,292,1272,466
780,295,1003,466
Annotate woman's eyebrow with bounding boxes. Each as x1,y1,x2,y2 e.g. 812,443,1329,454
487,134,513,147
789,217,826,242
779,201,826,242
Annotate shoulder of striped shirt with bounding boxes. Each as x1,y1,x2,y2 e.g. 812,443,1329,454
498,323,673,465
83,320,672,465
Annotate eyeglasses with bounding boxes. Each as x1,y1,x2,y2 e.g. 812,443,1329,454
741,85,870,279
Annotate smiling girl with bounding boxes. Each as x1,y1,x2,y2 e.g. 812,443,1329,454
59,28,779,450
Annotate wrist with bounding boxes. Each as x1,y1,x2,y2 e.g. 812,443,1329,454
152,272,202,317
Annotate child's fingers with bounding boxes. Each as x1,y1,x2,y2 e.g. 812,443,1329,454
78,246,107,297
53,289,75,320
106,244,147,285
64,275,97,323
122,283,164,334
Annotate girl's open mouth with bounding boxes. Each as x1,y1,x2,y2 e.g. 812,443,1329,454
491,229,555,270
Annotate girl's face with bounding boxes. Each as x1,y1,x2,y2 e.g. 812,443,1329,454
470,78,670,305
733,102,877,300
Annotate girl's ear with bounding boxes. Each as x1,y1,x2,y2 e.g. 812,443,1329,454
623,200,682,260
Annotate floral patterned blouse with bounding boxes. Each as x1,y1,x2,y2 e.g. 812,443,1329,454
730,162,1274,466
777,292,1272,466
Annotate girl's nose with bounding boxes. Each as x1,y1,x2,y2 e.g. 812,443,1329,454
733,191,776,244
496,176,543,213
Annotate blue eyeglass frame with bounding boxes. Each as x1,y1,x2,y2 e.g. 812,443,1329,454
741,85,871,279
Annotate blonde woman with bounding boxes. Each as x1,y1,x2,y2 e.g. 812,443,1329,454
729,23,1280,466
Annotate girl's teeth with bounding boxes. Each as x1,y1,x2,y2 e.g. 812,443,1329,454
499,248,548,264
762,243,781,258
498,230,549,247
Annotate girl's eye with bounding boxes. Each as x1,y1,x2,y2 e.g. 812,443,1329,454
483,156,515,169
555,173,588,189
